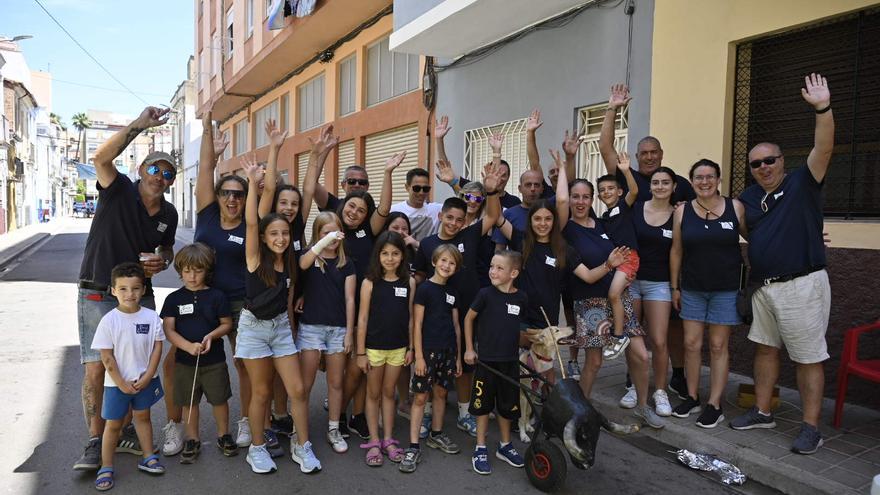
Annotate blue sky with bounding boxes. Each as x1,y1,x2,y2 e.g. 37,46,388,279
1,0,193,124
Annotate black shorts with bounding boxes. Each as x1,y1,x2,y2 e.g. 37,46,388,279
469,360,520,420
411,348,456,393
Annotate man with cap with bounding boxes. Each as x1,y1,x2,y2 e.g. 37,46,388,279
73,106,179,471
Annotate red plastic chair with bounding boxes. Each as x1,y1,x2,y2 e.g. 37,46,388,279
833,320,880,428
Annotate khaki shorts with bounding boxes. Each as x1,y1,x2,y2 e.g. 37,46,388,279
366,347,407,367
747,270,830,364
173,361,232,407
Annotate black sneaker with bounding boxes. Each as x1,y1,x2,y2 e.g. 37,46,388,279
180,439,201,464
672,396,701,418
263,429,284,458
270,414,293,437
217,434,239,457
116,424,143,455
337,420,351,439
73,437,102,470
348,414,370,440
668,375,689,401
791,423,824,455
695,404,724,428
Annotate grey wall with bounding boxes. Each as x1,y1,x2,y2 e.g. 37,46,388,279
393,0,444,31
431,0,655,200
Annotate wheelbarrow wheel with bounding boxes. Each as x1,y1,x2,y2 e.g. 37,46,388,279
525,438,567,493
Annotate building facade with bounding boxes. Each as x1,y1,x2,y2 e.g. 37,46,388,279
170,56,202,229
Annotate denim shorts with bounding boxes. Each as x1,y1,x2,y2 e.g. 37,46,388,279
102,376,164,420
296,324,347,354
679,289,741,326
234,309,298,359
78,287,155,364
628,279,672,302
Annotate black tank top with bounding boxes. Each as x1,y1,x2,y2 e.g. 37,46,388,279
633,202,673,282
366,278,410,350
245,268,289,320
680,198,742,292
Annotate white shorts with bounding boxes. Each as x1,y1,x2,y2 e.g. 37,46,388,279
747,270,830,364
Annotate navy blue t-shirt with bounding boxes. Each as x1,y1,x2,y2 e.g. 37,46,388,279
617,168,696,205
365,278,411,350
562,220,615,299
739,166,826,281
492,204,529,250
518,243,581,327
415,220,484,319
680,199,742,292
160,287,230,366
194,202,247,300
320,192,342,213
414,280,458,350
632,202,673,282
600,200,638,250
470,286,528,362
299,257,356,327
245,268,289,320
343,223,376,287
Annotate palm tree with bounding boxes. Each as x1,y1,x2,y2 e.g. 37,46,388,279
50,112,65,130
71,112,91,162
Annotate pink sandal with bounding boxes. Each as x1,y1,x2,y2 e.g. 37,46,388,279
381,438,404,463
360,440,383,467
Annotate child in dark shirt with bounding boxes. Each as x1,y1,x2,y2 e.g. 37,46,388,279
464,250,528,476
161,243,234,464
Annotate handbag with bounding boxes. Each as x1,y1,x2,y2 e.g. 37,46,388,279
735,264,759,324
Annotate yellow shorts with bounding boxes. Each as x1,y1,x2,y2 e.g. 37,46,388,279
367,347,407,367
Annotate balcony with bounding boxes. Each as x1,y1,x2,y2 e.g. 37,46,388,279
390,0,590,58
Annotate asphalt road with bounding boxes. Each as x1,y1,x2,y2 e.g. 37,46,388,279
0,219,755,494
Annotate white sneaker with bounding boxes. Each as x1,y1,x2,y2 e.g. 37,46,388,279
653,389,672,417
292,441,322,473
327,428,348,453
161,421,184,456
618,386,637,409
603,335,631,360
246,443,277,474
236,417,252,448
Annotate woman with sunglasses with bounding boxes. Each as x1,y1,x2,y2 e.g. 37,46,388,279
669,159,747,429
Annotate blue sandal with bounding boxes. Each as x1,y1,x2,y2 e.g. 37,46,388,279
95,467,114,491
137,454,166,474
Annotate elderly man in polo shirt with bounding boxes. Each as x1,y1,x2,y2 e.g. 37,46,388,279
728,74,834,455
73,106,179,471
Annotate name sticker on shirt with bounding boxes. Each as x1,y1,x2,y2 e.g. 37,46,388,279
355,230,366,238
506,304,521,316
545,255,557,267
720,222,734,230
394,287,408,298
135,324,150,335
286,278,291,288
314,260,321,268
457,243,465,253
774,190,784,200
601,233,610,240
157,222,168,233
445,293,456,305
608,206,620,217
228,234,243,245
178,304,194,315
662,229,673,239
293,240,301,251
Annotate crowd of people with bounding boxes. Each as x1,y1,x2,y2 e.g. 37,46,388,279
70,73,835,491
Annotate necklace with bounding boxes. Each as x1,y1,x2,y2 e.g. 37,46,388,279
694,199,722,228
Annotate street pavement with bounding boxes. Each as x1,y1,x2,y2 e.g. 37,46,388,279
0,219,768,494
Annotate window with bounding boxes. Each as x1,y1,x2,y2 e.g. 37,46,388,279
225,9,234,60
222,130,231,160
198,50,206,91
338,55,357,116
366,37,419,106
266,0,275,18
212,31,220,76
463,118,528,197
198,0,203,18
576,104,628,216
298,74,325,132
234,119,249,156
246,0,254,37
280,93,290,132
730,8,880,217
254,100,280,148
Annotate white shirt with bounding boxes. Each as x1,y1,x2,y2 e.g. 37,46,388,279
91,307,165,387
390,201,442,241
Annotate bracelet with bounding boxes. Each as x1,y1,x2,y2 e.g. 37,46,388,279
492,153,501,158
376,209,389,218
605,107,617,113
497,217,507,228
603,260,613,271
450,177,459,187
486,190,500,196
815,104,832,114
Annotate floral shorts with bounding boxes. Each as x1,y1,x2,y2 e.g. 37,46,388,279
572,292,644,349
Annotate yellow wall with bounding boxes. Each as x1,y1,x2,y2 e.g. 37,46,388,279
650,0,880,249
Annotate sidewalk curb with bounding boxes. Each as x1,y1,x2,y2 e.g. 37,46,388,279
0,232,51,271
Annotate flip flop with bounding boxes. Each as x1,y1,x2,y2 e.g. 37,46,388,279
95,467,114,491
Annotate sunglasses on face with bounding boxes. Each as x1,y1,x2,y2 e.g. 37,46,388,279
345,178,369,186
461,193,484,203
219,189,245,199
412,185,431,193
749,155,781,169
146,164,175,180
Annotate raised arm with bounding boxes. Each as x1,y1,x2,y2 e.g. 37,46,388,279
371,151,407,234
243,157,265,271
526,108,543,174
433,115,461,193
303,125,339,215
480,133,505,235
551,149,570,226
258,119,289,217
801,73,834,182
94,106,169,188
599,84,631,175
561,129,578,182
196,111,230,212
617,151,638,206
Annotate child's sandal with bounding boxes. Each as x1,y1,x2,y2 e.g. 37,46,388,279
381,438,404,463
137,454,166,475
95,467,114,491
360,440,383,467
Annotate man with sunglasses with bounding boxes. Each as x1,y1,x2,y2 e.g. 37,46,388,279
73,106,178,471
729,73,834,456
391,168,443,241
314,164,368,212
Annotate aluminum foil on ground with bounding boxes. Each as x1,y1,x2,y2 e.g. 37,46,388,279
673,449,747,486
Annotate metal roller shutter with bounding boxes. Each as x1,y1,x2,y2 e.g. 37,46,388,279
337,139,356,170
296,151,326,244
364,123,419,204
